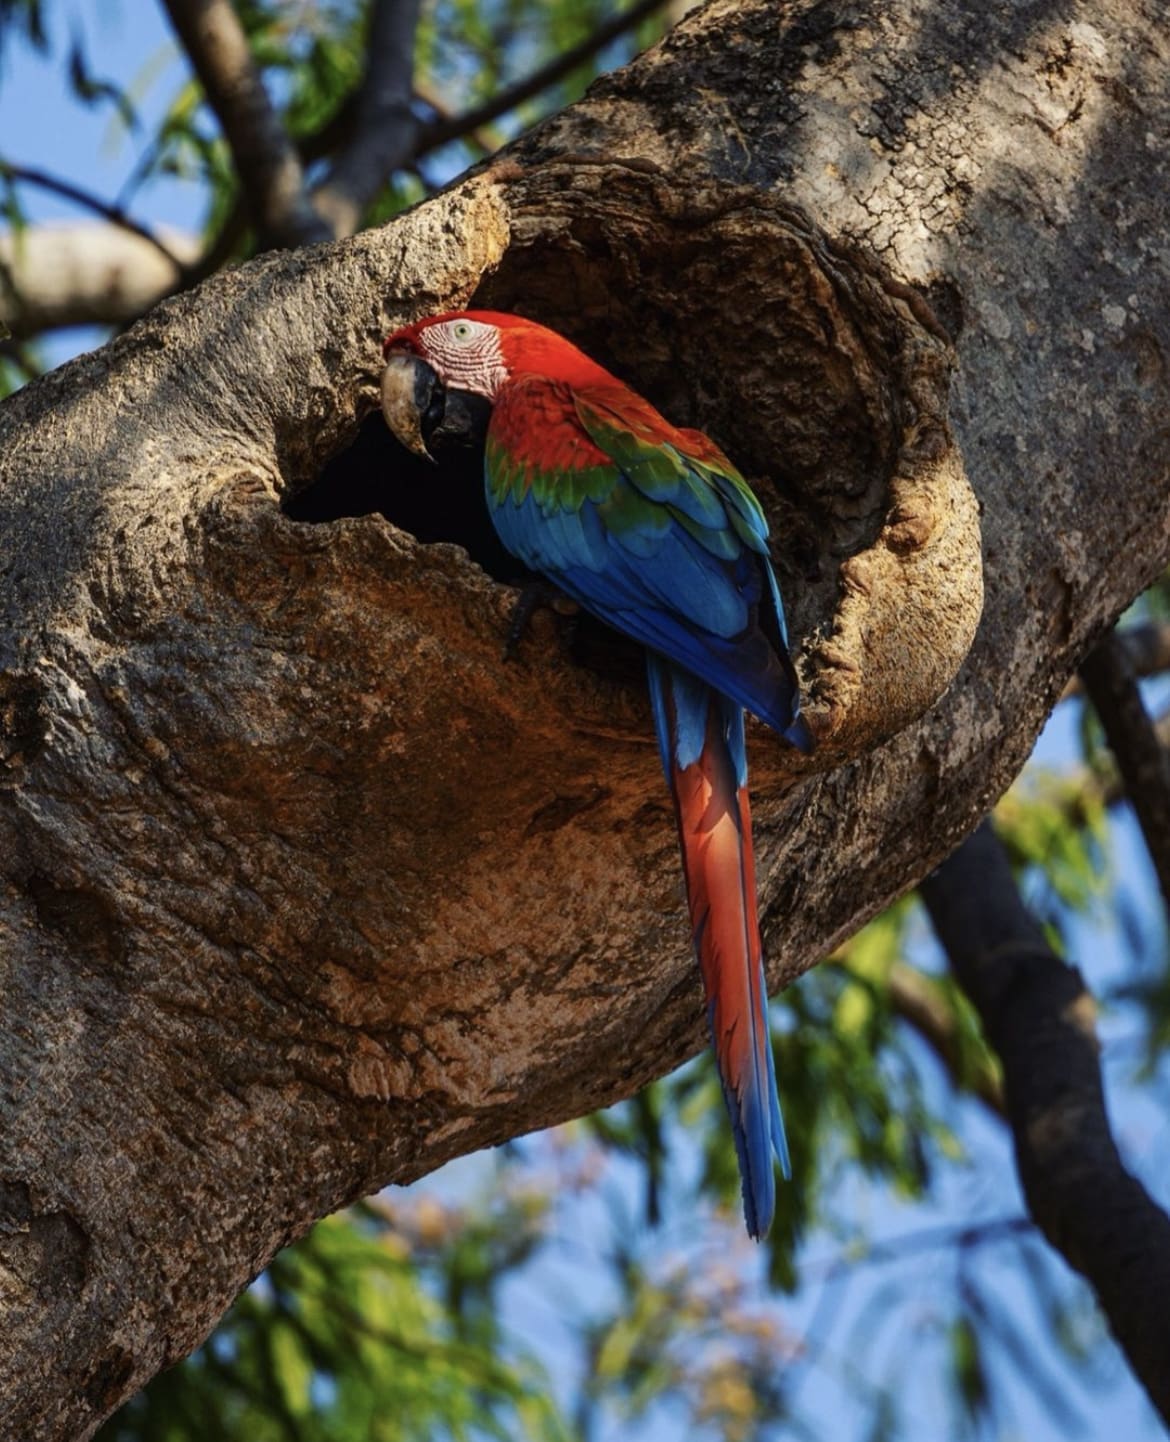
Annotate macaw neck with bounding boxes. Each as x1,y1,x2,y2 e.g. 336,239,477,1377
497,335,620,394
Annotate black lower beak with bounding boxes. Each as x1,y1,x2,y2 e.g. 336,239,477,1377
382,353,492,460
425,386,492,452
415,365,447,446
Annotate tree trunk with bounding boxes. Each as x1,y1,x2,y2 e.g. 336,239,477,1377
2,0,1168,1435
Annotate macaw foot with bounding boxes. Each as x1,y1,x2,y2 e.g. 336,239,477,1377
503,580,576,661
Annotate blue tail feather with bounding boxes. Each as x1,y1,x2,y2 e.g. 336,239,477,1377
647,652,789,1239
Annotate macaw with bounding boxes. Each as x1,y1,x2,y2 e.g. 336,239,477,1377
380,311,812,1239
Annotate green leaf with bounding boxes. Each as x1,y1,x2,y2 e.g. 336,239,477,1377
951,1314,990,1429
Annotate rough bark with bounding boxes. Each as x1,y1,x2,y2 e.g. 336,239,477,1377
1,0,1169,1436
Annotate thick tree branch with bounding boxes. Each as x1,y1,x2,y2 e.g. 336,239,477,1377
1079,630,1170,913
0,223,200,337
159,0,329,248
920,822,1170,1424
313,0,422,238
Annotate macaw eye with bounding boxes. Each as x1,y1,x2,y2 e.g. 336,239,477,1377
451,321,473,342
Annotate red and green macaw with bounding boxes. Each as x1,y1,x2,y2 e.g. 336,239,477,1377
380,312,812,1239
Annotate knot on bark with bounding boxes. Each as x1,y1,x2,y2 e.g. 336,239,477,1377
0,670,49,783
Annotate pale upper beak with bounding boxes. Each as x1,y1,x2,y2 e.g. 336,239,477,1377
381,348,494,459
380,350,442,462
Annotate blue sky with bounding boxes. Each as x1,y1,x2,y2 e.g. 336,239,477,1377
2,5,1167,1439
0,1,201,366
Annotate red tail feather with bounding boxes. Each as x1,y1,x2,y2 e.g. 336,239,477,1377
665,693,782,1238
671,707,760,1049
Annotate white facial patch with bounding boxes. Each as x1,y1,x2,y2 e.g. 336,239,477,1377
422,319,507,399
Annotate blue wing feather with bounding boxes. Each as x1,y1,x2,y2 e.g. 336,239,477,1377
491,485,807,745
485,387,810,750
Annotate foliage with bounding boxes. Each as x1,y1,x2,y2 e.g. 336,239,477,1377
97,1199,569,1442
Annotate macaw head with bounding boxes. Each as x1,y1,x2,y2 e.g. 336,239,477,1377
380,310,610,460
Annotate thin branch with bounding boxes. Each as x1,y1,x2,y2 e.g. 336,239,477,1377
6,0,669,333
159,0,329,249
0,222,199,337
826,952,1005,1116
1079,629,1170,914
920,821,1170,1425
0,161,185,271
415,0,671,157
1003,705,1170,838
313,0,422,238
802,1214,1032,1281
413,78,501,155
885,961,1005,1116
1061,620,1170,698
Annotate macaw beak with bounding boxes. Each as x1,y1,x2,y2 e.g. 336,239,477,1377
381,350,443,462
381,350,493,461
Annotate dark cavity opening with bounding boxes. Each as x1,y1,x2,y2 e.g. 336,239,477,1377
284,411,526,584
284,411,644,684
